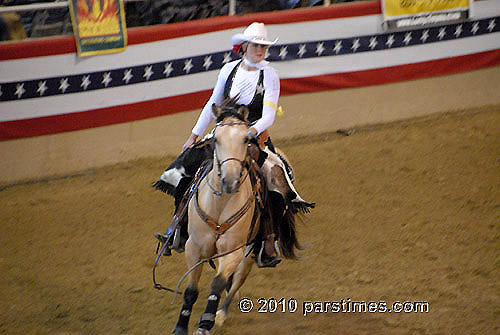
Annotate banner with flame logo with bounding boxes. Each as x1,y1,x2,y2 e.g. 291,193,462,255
69,0,127,56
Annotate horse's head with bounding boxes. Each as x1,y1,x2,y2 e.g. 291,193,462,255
211,100,250,194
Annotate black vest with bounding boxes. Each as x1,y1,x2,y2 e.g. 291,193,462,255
223,60,265,123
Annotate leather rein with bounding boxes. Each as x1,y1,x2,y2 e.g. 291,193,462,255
194,119,255,237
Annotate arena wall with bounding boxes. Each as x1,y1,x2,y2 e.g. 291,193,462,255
0,0,499,183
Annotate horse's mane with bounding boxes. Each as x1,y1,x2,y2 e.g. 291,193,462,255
214,98,249,124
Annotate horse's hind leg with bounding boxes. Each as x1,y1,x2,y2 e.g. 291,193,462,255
173,239,203,335
216,255,253,326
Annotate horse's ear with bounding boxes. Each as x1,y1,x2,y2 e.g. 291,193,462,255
212,103,223,119
238,106,249,122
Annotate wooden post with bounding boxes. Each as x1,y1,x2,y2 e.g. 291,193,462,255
229,0,236,15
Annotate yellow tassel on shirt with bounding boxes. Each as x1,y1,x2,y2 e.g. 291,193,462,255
263,100,284,116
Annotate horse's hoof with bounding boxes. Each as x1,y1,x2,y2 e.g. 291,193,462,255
215,309,227,326
193,328,210,335
173,326,188,335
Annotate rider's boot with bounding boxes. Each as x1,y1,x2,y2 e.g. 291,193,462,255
154,176,193,256
256,195,283,268
154,212,188,256
257,234,281,268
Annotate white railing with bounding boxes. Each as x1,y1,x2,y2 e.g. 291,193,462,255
0,0,332,14
0,1,68,13
0,0,143,13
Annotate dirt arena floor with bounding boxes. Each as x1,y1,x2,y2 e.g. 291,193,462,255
1,106,499,335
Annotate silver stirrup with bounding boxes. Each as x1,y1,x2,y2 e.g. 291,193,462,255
257,240,281,267
171,226,181,250
244,243,255,258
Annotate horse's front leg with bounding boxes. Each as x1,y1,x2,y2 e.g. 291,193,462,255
173,238,203,335
216,254,254,326
195,248,245,334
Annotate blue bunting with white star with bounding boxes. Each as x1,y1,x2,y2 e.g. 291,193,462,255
0,17,498,103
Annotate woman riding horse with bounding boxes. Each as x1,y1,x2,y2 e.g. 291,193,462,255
155,22,314,267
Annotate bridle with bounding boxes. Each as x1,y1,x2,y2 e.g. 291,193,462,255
193,117,256,238
209,120,251,196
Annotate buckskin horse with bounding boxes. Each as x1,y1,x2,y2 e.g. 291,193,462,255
166,100,308,335
170,102,259,335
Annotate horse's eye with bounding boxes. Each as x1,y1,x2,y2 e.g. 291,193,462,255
244,137,250,144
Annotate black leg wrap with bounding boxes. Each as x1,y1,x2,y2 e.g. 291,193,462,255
226,274,234,293
198,295,220,330
175,287,198,331
198,275,226,330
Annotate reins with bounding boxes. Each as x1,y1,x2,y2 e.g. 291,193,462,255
207,155,251,197
195,118,254,236
153,242,183,294
152,159,212,293
211,119,251,196
172,185,261,304
154,115,261,297
171,239,254,305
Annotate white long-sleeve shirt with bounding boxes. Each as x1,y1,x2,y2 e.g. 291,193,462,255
192,59,280,136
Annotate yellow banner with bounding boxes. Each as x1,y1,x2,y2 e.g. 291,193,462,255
384,0,469,18
69,0,127,56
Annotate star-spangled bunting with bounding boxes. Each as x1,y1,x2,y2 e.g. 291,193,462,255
37,81,47,96
1,17,498,102
386,34,395,48
81,75,91,90
143,66,153,80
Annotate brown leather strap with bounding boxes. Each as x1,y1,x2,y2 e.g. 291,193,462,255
194,183,255,236
194,187,217,231
163,159,212,236
257,130,269,149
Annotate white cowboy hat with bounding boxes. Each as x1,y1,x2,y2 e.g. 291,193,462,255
231,22,278,46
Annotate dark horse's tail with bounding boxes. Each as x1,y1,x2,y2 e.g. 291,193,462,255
278,208,301,259
276,197,315,260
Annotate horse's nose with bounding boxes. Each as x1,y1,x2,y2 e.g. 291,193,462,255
221,177,240,194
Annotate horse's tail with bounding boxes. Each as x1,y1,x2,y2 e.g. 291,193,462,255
278,208,303,259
